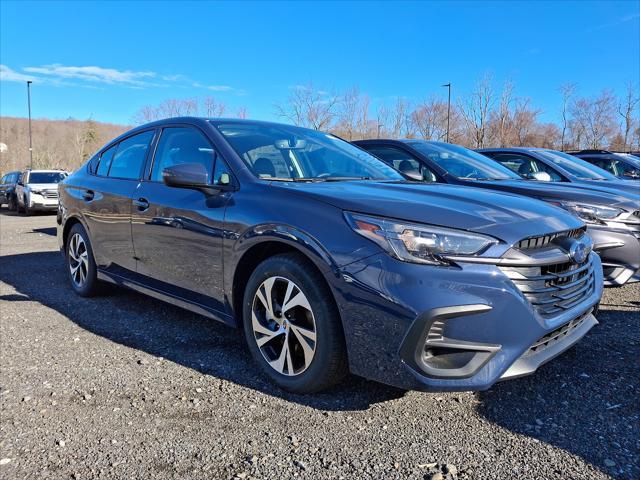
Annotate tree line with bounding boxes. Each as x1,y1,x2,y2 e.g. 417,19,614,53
1,75,637,174
273,76,639,151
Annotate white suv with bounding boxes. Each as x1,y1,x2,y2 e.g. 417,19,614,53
17,169,68,216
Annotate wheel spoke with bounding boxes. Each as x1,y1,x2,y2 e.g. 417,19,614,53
290,325,316,368
269,333,289,374
282,291,311,314
251,311,275,337
256,277,276,316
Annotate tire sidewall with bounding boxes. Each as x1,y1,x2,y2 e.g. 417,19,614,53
242,256,339,392
65,223,98,297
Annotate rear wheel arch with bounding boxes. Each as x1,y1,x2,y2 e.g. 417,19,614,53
62,216,87,250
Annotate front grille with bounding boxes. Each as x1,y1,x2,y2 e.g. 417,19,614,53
514,227,586,250
500,256,595,317
523,310,590,357
42,190,58,199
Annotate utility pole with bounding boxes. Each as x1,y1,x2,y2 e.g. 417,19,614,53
27,80,33,169
442,83,451,143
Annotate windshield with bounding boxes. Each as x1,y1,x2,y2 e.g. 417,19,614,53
408,141,520,180
28,172,67,183
213,122,404,182
537,151,618,180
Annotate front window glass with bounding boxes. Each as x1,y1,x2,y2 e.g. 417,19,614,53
490,153,563,181
365,146,438,182
213,122,403,181
28,172,67,183
151,127,215,182
537,150,617,180
108,130,155,180
408,142,520,180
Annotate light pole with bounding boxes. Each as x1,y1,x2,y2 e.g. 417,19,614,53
27,80,33,169
442,83,451,143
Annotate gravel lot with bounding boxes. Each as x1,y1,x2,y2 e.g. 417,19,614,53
0,210,638,479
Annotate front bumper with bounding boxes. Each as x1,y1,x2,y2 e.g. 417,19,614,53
589,225,640,286
335,251,603,392
27,193,59,211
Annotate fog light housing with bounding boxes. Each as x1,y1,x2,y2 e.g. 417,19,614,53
399,305,500,379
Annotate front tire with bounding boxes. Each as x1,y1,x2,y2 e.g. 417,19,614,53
242,253,348,393
66,223,100,297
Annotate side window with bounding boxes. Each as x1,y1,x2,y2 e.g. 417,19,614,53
96,144,118,177
151,127,214,183
367,146,438,181
1,175,7,184
212,155,231,185
108,130,155,180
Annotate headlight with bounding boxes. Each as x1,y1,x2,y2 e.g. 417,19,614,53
344,212,498,265
550,201,623,224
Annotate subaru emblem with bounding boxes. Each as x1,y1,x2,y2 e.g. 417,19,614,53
568,239,590,264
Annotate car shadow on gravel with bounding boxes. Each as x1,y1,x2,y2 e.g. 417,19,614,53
475,306,640,479
0,251,405,411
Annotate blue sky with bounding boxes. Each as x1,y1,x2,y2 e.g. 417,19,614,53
1,0,638,125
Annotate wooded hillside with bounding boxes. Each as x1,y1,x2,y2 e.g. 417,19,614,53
0,117,128,174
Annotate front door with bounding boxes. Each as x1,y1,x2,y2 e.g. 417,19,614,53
130,126,230,313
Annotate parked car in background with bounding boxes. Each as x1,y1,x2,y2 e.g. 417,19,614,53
568,150,640,181
354,139,640,286
58,117,602,393
16,169,68,215
0,170,22,211
476,147,640,197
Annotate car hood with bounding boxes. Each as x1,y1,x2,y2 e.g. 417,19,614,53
276,180,583,243
27,183,60,190
467,179,640,211
569,179,640,198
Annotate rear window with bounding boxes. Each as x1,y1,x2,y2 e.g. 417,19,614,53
96,144,118,176
106,131,155,180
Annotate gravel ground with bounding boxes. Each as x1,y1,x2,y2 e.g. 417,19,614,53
0,210,638,480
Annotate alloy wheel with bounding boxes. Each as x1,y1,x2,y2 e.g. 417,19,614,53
68,233,89,287
251,276,317,376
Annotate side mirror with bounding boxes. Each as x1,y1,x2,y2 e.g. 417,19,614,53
162,163,209,188
531,171,552,182
17,181,24,186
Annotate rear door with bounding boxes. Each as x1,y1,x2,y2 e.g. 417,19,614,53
130,125,231,312
81,130,156,275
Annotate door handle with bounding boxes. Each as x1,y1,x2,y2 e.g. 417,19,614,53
133,198,150,211
83,190,94,201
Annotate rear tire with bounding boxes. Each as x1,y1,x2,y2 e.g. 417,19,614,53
66,223,100,297
242,253,348,393
7,195,16,211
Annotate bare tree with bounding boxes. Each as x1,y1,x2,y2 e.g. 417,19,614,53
337,86,360,140
274,83,338,130
494,79,515,147
511,98,540,146
410,96,449,140
571,90,617,149
618,82,639,151
390,97,410,138
559,83,577,150
203,96,226,117
458,73,495,148
236,106,248,119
